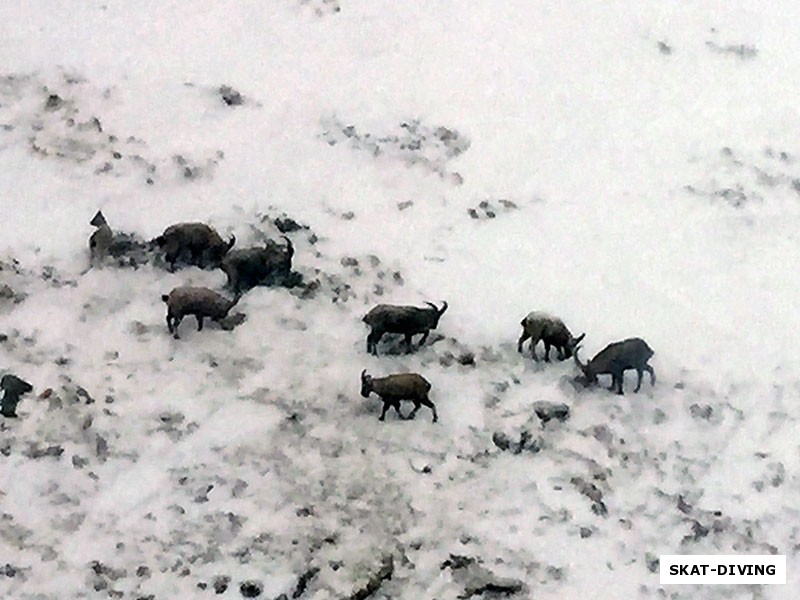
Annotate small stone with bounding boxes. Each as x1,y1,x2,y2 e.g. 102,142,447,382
45,94,64,111
492,432,511,451
580,527,593,539
219,85,244,106
213,575,230,594
457,352,475,366
689,404,713,420
0,563,17,577
274,216,304,233
239,579,262,597
534,401,570,424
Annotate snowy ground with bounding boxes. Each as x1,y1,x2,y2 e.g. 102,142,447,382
0,1,799,598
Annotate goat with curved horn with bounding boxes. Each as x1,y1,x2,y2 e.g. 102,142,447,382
573,338,655,395
362,300,449,356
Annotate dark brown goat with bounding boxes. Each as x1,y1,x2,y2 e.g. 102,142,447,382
360,370,437,422
362,301,448,355
517,311,585,362
220,236,294,293
574,338,656,395
153,222,235,271
162,286,241,339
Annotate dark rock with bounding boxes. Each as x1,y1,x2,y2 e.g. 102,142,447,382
689,404,713,420
96,435,109,461
346,555,393,600
89,560,126,580
533,401,570,424
23,444,64,459
676,495,693,515
136,565,150,578
441,554,527,598
690,521,709,540
239,580,263,597
219,85,244,106
580,527,593,539
45,94,64,111
0,563,17,577
457,352,475,366
292,567,319,598
213,575,231,594
274,216,305,233
491,432,511,451
571,477,607,516
492,430,539,455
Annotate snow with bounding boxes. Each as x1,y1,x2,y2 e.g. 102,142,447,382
1,1,799,598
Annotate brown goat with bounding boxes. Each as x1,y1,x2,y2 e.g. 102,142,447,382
360,370,437,422
518,311,585,362
153,222,235,271
162,286,241,339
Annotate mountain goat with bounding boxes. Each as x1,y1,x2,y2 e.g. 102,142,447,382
88,210,113,267
162,286,241,339
87,210,152,269
573,338,656,395
152,222,235,271
360,370,437,422
362,301,448,355
220,236,294,293
518,311,585,362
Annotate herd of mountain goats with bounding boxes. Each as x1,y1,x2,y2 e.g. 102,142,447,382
0,211,656,420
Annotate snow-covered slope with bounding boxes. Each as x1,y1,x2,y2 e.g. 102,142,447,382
0,1,798,598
